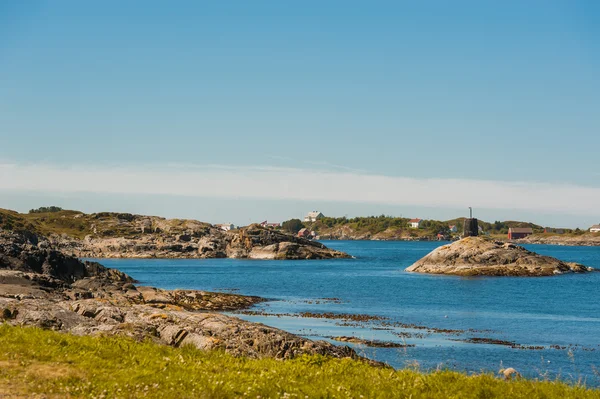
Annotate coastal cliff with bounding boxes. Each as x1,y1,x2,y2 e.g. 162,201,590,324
0,229,359,360
0,209,350,260
406,237,594,277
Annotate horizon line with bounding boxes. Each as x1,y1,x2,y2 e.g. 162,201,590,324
0,162,599,222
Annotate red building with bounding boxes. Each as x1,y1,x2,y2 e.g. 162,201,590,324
297,228,311,238
508,227,533,240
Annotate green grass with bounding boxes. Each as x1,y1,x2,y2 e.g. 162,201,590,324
0,325,598,398
0,208,214,240
307,216,549,239
0,208,92,238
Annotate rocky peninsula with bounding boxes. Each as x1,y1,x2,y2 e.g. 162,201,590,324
0,209,350,260
406,237,594,277
0,229,361,361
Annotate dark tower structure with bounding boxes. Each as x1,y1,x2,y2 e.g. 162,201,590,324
463,207,478,237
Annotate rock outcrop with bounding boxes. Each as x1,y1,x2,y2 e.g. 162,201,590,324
0,230,361,361
0,230,134,293
0,209,350,259
406,237,594,277
228,226,350,259
50,224,349,260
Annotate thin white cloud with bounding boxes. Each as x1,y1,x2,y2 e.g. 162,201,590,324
266,155,294,162
267,155,368,173
303,160,368,173
0,163,599,216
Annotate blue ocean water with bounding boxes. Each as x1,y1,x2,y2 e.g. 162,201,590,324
95,241,600,385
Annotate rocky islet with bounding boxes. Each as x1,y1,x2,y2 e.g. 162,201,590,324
406,236,594,277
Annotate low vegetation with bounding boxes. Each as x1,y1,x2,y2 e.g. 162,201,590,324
281,215,549,239
317,215,411,232
0,207,594,242
1,208,91,238
0,208,212,240
0,325,598,398
281,218,305,234
28,206,64,214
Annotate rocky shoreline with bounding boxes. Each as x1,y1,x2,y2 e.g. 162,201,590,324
0,209,350,260
52,224,350,260
0,230,368,363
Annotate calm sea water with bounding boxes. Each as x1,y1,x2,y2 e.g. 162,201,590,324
95,241,600,386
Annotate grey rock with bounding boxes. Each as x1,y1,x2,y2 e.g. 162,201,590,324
46,223,349,260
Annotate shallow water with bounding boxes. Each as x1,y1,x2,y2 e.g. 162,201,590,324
95,241,600,385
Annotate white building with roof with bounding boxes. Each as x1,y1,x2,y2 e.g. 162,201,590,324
409,218,422,228
216,223,234,232
590,224,600,233
304,211,324,223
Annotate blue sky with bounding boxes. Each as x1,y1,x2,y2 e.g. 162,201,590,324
1,1,599,227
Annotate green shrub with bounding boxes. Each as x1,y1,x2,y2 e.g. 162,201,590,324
28,206,64,214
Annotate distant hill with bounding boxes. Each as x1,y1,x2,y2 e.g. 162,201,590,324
0,207,589,244
0,208,349,259
295,215,547,240
0,208,213,239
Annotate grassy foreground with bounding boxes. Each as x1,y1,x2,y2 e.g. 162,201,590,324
0,325,598,399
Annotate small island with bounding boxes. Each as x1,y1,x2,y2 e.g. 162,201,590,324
406,237,594,277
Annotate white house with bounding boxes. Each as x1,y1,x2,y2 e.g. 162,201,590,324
304,211,324,223
590,224,600,233
409,218,422,229
449,225,458,233
216,223,234,232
